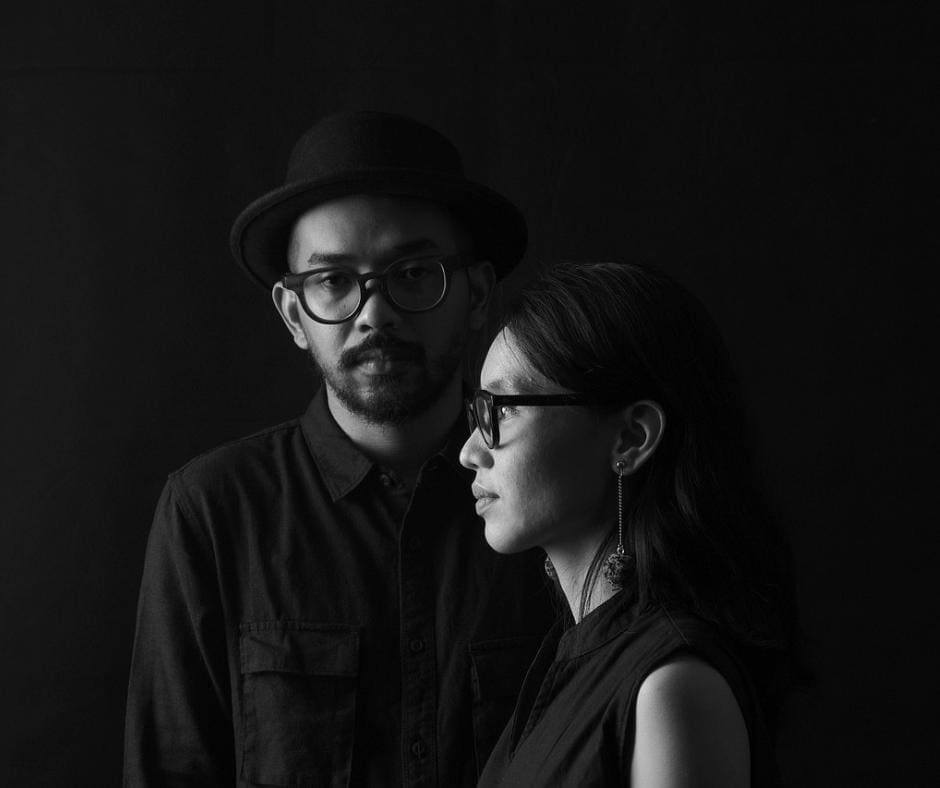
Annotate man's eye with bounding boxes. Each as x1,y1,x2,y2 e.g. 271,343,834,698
495,405,517,421
394,260,436,281
312,273,353,289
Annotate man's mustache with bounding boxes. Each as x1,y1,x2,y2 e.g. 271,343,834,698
339,333,425,369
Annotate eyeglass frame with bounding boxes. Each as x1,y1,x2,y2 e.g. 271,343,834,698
466,388,592,450
280,253,469,324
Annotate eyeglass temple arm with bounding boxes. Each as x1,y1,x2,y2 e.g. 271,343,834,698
487,394,590,406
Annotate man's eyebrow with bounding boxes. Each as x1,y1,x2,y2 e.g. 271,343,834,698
389,238,442,257
303,252,357,267
301,238,444,270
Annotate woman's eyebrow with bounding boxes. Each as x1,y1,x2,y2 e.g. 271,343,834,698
482,377,512,394
484,375,537,395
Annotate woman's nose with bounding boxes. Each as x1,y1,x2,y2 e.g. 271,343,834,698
459,428,491,470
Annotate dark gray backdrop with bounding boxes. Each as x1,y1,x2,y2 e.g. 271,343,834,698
2,2,937,785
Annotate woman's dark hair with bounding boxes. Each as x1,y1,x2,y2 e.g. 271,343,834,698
499,261,804,732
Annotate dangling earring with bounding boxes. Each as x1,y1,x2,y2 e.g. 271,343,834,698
603,459,634,589
544,555,557,580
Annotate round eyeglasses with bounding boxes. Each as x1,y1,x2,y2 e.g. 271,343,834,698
281,254,468,324
466,388,591,450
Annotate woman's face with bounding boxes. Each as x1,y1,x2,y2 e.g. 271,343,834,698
459,329,617,555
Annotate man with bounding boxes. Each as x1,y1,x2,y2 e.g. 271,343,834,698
123,111,554,787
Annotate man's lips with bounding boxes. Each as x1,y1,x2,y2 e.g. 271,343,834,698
350,353,418,377
340,341,423,369
355,350,413,363
353,350,411,367
343,351,419,374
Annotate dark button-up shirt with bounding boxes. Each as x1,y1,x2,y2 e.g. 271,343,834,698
124,388,554,787
479,591,779,787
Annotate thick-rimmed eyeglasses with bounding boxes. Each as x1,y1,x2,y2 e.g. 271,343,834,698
281,254,468,324
466,388,591,450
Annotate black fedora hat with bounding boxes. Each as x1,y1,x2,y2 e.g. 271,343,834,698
230,111,528,290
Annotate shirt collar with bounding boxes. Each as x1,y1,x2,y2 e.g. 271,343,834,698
300,386,472,501
554,586,641,661
301,387,374,501
434,401,474,480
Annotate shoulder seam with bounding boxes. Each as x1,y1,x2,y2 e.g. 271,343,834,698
660,605,692,647
169,417,304,478
155,474,218,562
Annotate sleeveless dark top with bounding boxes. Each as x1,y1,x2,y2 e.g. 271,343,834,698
478,590,779,787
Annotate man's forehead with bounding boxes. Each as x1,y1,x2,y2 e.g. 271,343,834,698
288,193,464,267
292,194,457,237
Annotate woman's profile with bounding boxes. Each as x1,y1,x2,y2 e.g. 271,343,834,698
460,261,801,786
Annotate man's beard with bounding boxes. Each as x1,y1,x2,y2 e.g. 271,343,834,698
308,327,468,426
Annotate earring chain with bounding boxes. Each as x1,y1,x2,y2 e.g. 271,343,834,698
616,459,625,556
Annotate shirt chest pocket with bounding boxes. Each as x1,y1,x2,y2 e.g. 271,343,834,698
239,622,360,788
468,636,542,775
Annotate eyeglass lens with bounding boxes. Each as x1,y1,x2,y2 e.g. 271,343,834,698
302,258,446,321
471,394,494,448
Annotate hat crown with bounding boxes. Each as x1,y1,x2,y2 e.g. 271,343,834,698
286,111,465,185
231,109,526,290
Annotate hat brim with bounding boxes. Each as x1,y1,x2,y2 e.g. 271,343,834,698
230,168,527,290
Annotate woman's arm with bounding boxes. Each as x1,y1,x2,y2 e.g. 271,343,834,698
631,655,750,787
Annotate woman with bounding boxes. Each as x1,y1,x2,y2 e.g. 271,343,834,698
460,262,800,786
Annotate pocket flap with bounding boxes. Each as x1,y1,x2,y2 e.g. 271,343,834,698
240,621,359,677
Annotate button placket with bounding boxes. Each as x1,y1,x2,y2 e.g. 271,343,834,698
399,487,438,783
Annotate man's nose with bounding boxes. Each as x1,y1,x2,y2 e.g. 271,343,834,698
354,279,401,330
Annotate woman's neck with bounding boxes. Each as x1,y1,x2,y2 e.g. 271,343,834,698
547,532,619,623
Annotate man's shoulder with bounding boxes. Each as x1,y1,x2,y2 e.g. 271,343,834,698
170,416,308,490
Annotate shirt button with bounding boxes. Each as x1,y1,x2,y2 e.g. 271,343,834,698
409,638,425,653
411,739,427,759
379,473,393,487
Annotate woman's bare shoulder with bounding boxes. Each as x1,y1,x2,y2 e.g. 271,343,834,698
632,655,750,787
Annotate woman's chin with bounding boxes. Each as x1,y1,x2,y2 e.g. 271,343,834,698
483,521,531,554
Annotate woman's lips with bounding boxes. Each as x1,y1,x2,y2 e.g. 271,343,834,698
472,483,498,513
475,498,497,514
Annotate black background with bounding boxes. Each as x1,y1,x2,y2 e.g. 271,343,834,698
2,2,937,785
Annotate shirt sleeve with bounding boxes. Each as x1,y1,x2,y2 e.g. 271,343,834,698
123,475,235,787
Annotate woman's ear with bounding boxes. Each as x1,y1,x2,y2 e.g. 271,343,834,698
611,400,666,474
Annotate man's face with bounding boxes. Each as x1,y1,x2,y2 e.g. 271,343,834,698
273,194,493,425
